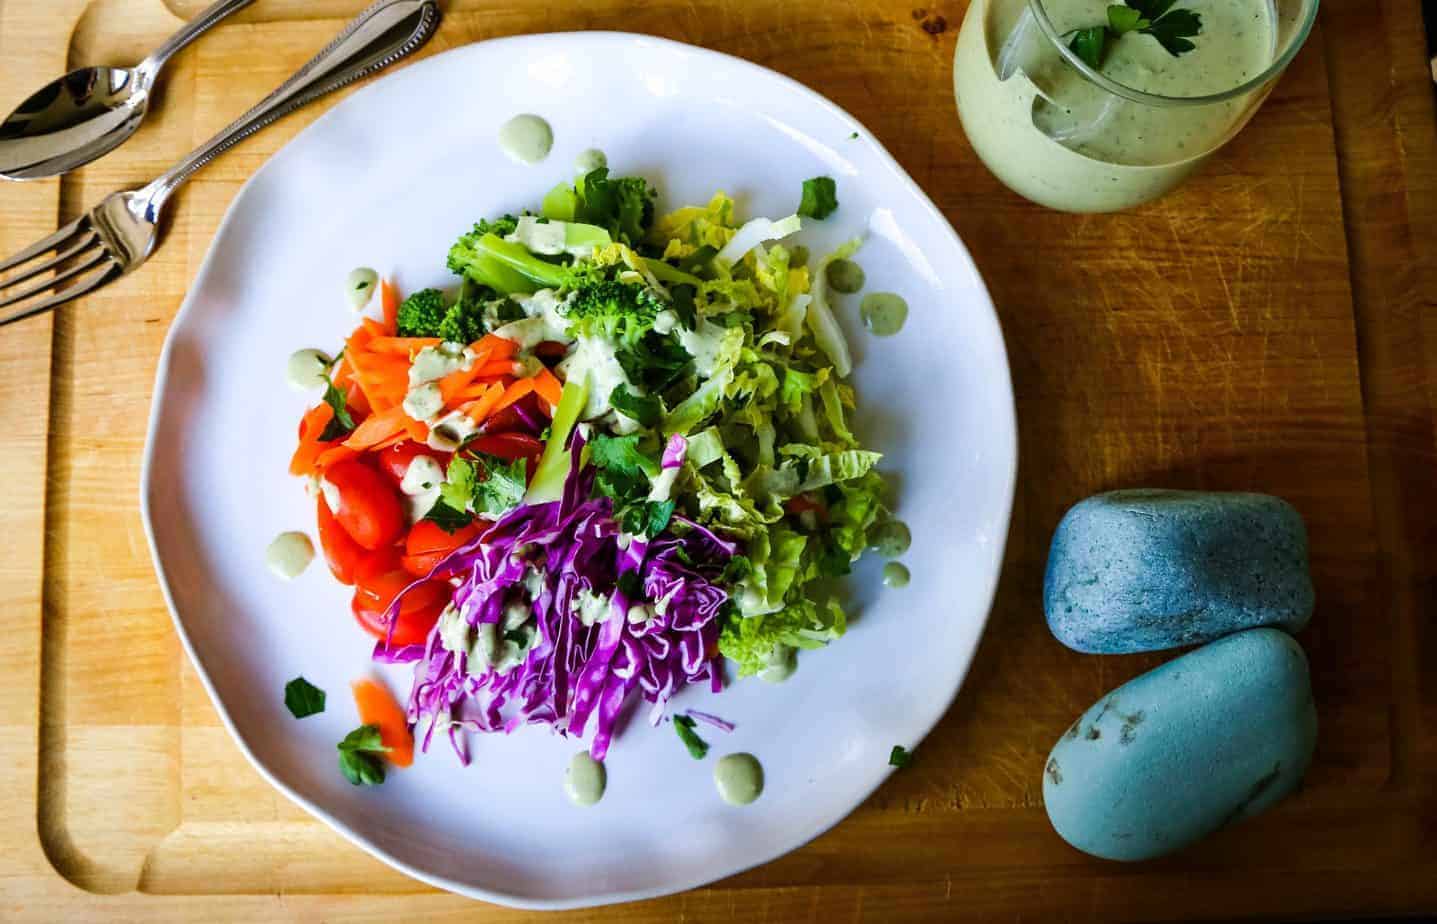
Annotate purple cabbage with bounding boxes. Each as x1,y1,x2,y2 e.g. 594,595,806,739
382,428,735,763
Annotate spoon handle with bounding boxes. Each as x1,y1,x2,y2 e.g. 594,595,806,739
138,0,257,83
138,0,440,214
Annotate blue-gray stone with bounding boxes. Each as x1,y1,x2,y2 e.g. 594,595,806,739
1043,628,1317,862
1044,489,1314,654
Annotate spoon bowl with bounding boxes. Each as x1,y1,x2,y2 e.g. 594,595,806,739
0,0,253,181
0,66,150,180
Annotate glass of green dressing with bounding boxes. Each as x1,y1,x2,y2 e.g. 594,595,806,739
953,0,1319,212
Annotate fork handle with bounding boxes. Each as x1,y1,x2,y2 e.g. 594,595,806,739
138,0,440,215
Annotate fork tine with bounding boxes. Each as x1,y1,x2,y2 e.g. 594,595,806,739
0,215,91,276
0,250,112,313
0,260,123,327
0,230,101,294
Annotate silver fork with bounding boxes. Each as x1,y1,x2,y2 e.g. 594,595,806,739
0,0,440,328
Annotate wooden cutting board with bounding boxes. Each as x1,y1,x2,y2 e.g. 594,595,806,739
3,0,1435,919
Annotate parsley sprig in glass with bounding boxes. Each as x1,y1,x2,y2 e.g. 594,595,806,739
1066,0,1204,71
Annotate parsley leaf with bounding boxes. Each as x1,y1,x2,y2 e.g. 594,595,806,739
1143,7,1202,56
1106,4,1147,33
590,434,660,481
470,454,527,516
616,571,644,600
673,715,710,759
283,676,326,719
316,381,356,442
617,332,692,395
1068,25,1112,69
797,176,839,220
889,745,914,768
610,384,663,428
621,499,675,539
337,724,390,786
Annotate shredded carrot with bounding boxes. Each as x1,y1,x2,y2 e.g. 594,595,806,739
405,417,428,441
297,403,334,442
361,317,388,338
380,280,399,335
289,439,327,477
459,383,506,424
344,381,372,419
344,404,410,450
493,378,536,414
373,431,411,451
473,357,517,379
532,368,563,407
469,334,518,360
368,336,440,356
351,678,413,768
438,362,482,406
315,444,359,470
330,356,354,390
454,381,497,402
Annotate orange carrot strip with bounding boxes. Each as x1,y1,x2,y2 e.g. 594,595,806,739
380,280,400,335
532,368,563,407
374,431,411,451
458,384,506,425
330,356,354,390
289,440,326,477
368,336,441,356
492,378,535,414
405,418,428,441
351,678,413,768
297,403,334,442
471,358,516,378
344,405,410,450
361,317,388,338
469,334,518,360
454,381,500,402
315,444,359,470
438,362,482,406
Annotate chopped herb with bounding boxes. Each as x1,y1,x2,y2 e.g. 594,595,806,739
616,571,644,600
797,176,839,220
423,498,473,532
590,433,660,481
673,715,710,759
1068,1,1202,69
316,380,356,442
610,384,663,428
503,628,530,646
626,499,676,539
355,280,371,290
283,676,326,719
849,131,859,140
337,724,390,786
720,554,753,583
670,284,698,330
438,454,526,520
889,745,913,768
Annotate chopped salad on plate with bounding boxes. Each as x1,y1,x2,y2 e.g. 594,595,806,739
286,164,898,783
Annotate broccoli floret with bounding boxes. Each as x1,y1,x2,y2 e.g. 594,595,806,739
448,230,607,296
564,280,665,346
396,288,448,337
574,169,655,244
437,287,487,345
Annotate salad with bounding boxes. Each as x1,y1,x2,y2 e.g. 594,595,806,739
288,165,894,774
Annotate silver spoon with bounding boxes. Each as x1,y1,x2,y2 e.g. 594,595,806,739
0,0,255,181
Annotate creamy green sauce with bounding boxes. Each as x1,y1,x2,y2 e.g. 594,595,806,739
883,562,911,589
860,293,908,336
498,114,553,165
826,258,865,294
869,519,912,558
954,0,1280,211
345,267,378,311
565,751,606,807
575,148,607,175
286,348,331,391
266,531,314,580
714,753,764,805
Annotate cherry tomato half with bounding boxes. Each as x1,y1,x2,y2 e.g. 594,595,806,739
352,552,451,647
316,494,366,585
467,432,544,464
402,519,484,578
376,440,450,486
323,460,406,550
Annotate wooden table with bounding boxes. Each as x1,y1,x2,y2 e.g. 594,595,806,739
3,1,1434,919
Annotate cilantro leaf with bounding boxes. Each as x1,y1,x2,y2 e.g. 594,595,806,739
437,457,477,513
423,498,473,533
889,745,913,768
619,500,675,539
1126,0,1178,18
610,384,663,427
720,555,753,583
470,454,527,516
1068,26,1112,69
337,723,389,786
283,676,326,719
616,571,644,600
617,332,692,395
797,176,838,220
316,381,355,442
673,715,710,759
590,434,660,480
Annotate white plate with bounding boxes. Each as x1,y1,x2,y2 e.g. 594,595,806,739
142,32,1015,909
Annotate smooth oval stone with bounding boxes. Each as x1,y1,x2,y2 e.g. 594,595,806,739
1044,489,1314,653
1043,628,1317,861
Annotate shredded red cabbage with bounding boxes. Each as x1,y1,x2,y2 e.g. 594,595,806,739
381,428,734,763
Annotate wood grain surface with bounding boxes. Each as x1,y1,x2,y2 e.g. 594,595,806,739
2,0,1434,920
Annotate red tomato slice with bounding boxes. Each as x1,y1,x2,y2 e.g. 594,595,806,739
352,555,451,647
376,440,450,485
402,520,484,577
467,432,544,463
323,460,405,550
316,495,366,585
